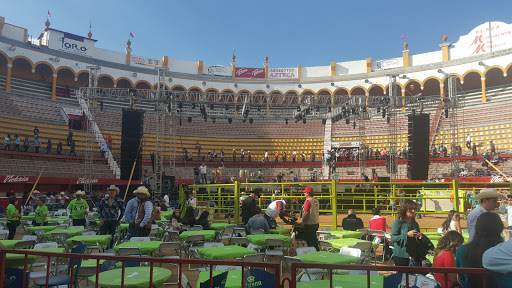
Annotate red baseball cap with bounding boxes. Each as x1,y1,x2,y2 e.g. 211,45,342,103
302,187,314,194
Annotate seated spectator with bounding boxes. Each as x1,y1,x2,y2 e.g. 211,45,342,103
246,207,269,234
56,141,63,155
196,211,211,230
482,238,512,286
152,200,161,221
33,136,41,153
4,134,10,150
181,206,196,227
369,207,389,230
342,209,364,231
441,210,462,234
46,139,52,154
433,231,464,288
170,209,181,232
101,143,108,158
456,212,504,288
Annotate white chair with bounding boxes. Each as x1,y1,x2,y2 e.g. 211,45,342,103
219,226,235,242
348,270,379,276
321,227,332,231
249,229,265,235
191,225,203,231
14,240,36,249
180,273,192,288
230,237,250,247
265,238,285,274
54,224,68,230
316,231,332,240
232,227,246,237
282,256,322,282
158,242,182,284
0,230,9,240
117,247,142,256
214,265,242,271
82,231,96,236
339,247,362,257
130,237,150,242
22,235,38,241
318,240,335,252
70,226,84,230
204,242,224,248
296,247,317,256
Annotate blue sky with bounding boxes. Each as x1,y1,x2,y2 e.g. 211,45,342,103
3,0,512,68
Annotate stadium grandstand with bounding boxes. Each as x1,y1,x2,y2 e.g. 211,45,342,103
4,12,512,285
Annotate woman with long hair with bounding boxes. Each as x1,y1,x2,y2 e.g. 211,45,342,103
456,212,504,288
441,210,463,234
170,209,181,231
181,206,196,227
433,231,465,288
391,199,422,266
196,211,211,230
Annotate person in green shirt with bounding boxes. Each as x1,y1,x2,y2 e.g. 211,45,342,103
6,196,21,240
415,191,424,219
391,199,422,266
34,196,48,226
67,190,89,226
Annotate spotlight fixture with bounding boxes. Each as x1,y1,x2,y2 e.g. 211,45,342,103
234,83,238,88
202,81,206,86
353,121,356,129
266,84,270,88
345,118,350,125
285,119,289,125
187,117,192,123
445,109,449,118
132,72,137,77
303,118,306,124
228,118,232,124
364,79,369,83
249,118,253,124
478,61,485,66
9,45,16,51
168,77,173,82
296,106,301,112
298,84,302,88
331,82,335,86
387,116,390,124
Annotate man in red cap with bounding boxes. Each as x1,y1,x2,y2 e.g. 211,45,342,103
301,186,320,250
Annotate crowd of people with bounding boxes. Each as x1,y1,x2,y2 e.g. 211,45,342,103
3,127,77,156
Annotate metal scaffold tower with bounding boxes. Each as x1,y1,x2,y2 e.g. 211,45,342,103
153,68,169,196
387,75,400,180
84,66,101,193
447,76,462,177
357,96,367,180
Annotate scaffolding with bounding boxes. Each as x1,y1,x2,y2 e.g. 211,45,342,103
387,75,400,180
447,76,462,178
83,66,100,193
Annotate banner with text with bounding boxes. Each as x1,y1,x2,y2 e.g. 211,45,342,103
131,56,162,67
235,67,265,78
268,68,298,78
204,65,232,77
451,21,512,59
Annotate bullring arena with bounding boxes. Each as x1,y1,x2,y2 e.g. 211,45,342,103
0,14,512,287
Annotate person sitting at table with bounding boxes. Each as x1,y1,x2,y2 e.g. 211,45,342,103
441,210,462,235
264,198,292,229
124,186,153,238
98,185,124,244
6,196,21,240
34,196,48,226
170,209,182,232
241,191,260,224
67,190,89,227
391,199,422,266
181,206,196,227
196,211,211,230
342,209,364,231
152,200,162,222
433,231,464,288
456,212,504,288
246,207,269,234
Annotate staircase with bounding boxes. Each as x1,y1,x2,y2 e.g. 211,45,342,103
322,118,332,179
77,96,121,179
429,106,444,151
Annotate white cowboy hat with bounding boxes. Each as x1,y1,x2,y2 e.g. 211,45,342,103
107,185,120,193
133,186,150,196
74,190,86,196
473,188,506,201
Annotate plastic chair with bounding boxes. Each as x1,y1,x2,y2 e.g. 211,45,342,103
117,247,142,256
250,228,265,235
191,225,203,231
204,242,224,248
295,247,317,256
339,247,362,257
282,256,322,281
265,238,285,274
82,231,96,236
318,240,335,252
130,237,150,242
230,237,250,247
54,224,68,230
22,235,38,241
158,242,181,284
35,244,87,288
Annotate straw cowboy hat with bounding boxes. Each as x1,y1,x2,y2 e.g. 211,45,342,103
33,190,40,194
133,186,150,196
60,192,66,195
107,185,120,193
473,188,506,201
74,190,86,197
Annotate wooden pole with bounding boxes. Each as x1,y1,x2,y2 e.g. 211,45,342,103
25,168,44,206
485,159,512,182
123,159,138,202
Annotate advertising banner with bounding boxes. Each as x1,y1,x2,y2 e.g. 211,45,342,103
204,65,232,77
235,67,265,78
268,68,297,78
451,21,512,59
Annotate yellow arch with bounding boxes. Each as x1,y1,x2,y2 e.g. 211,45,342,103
0,50,10,63
236,89,251,96
115,77,134,87
253,90,266,95
421,77,442,88
76,70,89,77
134,80,153,88
349,86,368,95
269,90,283,95
283,90,299,95
504,62,512,73
316,89,333,95
384,82,404,92
300,89,315,96
333,87,350,95
403,79,422,88
368,84,385,93
461,69,483,81
97,74,116,84
205,88,220,93
443,73,463,82
187,86,203,93
170,84,187,91
56,66,77,78
11,55,34,67
220,89,235,94
33,61,56,74
484,65,506,77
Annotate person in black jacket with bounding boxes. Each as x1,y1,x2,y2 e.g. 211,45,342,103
341,209,364,231
241,191,260,224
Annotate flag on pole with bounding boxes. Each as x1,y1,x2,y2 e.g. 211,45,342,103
401,33,405,40
48,10,51,18
130,32,134,38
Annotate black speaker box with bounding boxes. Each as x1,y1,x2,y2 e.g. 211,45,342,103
121,109,144,180
407,113,430,180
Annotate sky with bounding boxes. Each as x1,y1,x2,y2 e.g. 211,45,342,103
2,0,512,68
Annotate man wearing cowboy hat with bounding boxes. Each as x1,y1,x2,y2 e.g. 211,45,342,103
67,190,89,226
467,188,506,241
98,185,124,243
124,186,153,238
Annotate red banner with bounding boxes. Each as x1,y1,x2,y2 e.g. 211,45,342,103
0,175,143,185
235,67,265,78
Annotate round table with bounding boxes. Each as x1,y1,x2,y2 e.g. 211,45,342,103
5,248,65,268
179,230,216,242
44,228,85,238
297,275,383,288
328,230,363,239
296,251,360,264
269,227,292,234
114,241,162,255
65,235,112,248
210,223,234,231
197,270,242,288
198,245,256,260
91,267,171,288
326,238,379,250
246,234,291,246
26,226,56,232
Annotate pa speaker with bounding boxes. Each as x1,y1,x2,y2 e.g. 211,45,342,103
407,113,430,180
121,109,144,180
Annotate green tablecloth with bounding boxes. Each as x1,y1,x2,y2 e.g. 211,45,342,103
114,241,162,255
5,248,65,268
210,223,234,231
47,216,69,223
198,245,256,260
81,259,106,266
91,267,171,288
297,275,383,288
0,240,20,249
66,235,112,247
269,227,292,234
179,230,216,242
326,238,378,250
328,230,363,239
247,234,291,246
119,223,129,231
296,251,360,264
26,226,56,232
197,270,242,288
21,215,35,220
431,240,438,248
160,210,174,218
44,228,85,238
